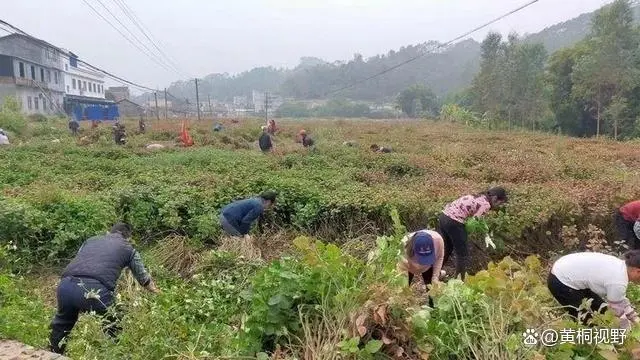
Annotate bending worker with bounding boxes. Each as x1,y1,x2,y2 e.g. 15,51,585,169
615,199,640,249
219,191,278,237
548,250,640,328
49,223,159,354
398,229,445,307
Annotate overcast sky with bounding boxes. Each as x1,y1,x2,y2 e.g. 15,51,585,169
1,0,612,92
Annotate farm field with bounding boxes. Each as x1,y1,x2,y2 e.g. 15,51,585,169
1,117,640,359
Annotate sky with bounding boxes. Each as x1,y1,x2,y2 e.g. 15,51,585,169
1,0,613,92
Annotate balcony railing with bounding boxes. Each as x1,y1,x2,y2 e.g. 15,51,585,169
15,77,49,90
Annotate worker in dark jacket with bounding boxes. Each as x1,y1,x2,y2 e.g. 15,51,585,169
220,191,277,236
259,126,273,153
49,223,159,354
113,122,126,145
300,130,314,148
68,120,80,136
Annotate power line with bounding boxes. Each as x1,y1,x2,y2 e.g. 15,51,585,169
96,0,185,77
0,18,156,92
111,0,190,78
80,0,178,75
325,0,542,96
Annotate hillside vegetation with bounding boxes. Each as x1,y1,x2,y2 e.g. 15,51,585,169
0,117,640,359
158,2,640,104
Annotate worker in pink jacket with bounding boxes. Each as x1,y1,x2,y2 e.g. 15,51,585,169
438,187,508,279
398,229,445,307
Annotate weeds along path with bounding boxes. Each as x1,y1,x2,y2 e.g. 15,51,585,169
0,118,639,272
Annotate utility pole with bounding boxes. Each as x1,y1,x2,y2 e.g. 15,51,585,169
195,78,201,121
164,88,168,120
208,94,212,119
264,91,269,124
154,91,160,120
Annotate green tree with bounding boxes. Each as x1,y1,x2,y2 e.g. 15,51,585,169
572,0,639,137
276,102,312,118
546,44,592,136
397,85,438,117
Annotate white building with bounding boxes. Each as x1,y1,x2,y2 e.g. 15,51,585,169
62,52,105,99
252,90,282,113
62,52,118,121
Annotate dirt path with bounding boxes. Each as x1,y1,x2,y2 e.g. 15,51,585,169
0,340,68,360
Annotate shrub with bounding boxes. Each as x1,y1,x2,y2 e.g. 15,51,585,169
0,96,27,135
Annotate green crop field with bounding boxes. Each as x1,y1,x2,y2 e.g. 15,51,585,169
1,115,640,359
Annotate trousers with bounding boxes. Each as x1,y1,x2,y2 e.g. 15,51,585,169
49,277,119,354
615,210,639,249
408,269,435,308
547,273,606,325
220,214,242,236
438,213,470,279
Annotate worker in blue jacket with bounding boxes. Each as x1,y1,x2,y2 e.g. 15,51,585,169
220,191,278,236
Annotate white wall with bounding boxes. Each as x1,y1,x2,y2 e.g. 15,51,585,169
18,88,63,115
62,57,105,99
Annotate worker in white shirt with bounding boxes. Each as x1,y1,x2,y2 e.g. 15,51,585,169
548,251,640,328
0,128,9,145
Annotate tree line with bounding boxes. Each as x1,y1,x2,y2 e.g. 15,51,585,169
454,0,640,139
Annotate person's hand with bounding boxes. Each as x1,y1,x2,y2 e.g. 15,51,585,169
146,280,161,294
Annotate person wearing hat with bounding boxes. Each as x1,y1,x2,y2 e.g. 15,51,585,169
259,126,273,153
398,229,445,307
220,191,278,237
296,129,306,143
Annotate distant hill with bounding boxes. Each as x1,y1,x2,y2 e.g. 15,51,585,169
139,3,638,104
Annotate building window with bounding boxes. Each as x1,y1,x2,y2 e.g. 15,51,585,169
67,85,70,92
19,62,25,77
72,79,76,89
83,81,87,90
34,97,39,110
40,68,45,82
47,70,51,83
31,66,36,80
89,83,93,92
54,71,58,84
43,99,47,111
27,96,32,109
65,64,68,71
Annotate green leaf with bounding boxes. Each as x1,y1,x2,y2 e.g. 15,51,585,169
267,294,283,306
256,352,269,360
364,339,383,354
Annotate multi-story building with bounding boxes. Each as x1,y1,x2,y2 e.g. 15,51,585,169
62,51,105,99
0,33,65,115
61,51,118,121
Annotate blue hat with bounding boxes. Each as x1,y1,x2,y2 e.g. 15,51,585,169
413,232,436,266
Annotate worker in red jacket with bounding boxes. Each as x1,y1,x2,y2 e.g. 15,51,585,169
616,200,640,248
